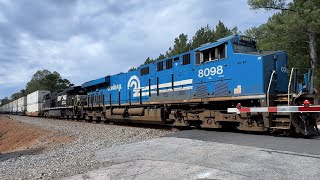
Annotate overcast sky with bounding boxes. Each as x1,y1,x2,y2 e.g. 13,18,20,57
0,0,274,99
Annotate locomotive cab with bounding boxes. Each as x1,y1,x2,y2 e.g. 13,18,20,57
193,35,289,101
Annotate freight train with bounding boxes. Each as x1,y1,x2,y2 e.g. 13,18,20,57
1,35,319,136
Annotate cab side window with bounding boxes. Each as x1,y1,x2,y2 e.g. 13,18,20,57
166,59,173,69
157,61,164,71
182,54,191,65
140,67,149,76
195,43,227,64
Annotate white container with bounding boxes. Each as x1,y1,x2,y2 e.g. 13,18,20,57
9,102,13,113
27,90,50,104
27,103,43,115
17,96,27,113
12,100,18,113
27,90,50,116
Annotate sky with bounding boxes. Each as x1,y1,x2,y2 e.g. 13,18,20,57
0,0,274,99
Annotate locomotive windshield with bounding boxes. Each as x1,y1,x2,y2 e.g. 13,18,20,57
233,36,258,54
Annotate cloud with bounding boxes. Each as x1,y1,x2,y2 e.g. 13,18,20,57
0,0,274,99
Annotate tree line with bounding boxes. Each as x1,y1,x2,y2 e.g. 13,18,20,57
246,0,320,86
129,21,238,71
1,70,73,105
131,0,319,89
2,0,319,104
2,21,237,104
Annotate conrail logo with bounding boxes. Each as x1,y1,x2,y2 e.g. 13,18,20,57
127,75,141,97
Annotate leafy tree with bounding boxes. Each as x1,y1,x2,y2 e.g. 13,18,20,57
31,69,51,81
215,21,234,39
156,54,166,60
190,23,237,49
25,70,51,93
143,21,236,65
11,90,25,100
128,67,137,72
248,0,320,71
190,25,215,49
143,57,154,65
165,47,173,57
247,0,320,90
231,26,240,34
25,70,72,93
3,70,72,104
0,97,10,105
166,33,191,57
245,13,310,69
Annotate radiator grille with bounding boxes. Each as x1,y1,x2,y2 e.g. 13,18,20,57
214,82,228,96
195,85,208,98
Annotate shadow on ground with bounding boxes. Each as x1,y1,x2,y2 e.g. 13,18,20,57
0,147,45,161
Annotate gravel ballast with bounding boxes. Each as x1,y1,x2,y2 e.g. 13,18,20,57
0,115,174,179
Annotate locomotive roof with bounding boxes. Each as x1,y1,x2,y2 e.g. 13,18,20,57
140,35,237,66
62,86,82,93
194,35,235,52
82,76,110,89
81,35,246,89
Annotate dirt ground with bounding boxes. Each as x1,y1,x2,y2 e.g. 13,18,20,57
0,116,75,154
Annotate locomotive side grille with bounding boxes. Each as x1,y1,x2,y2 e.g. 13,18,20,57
195,85,208,98
214,82,228,96
178,91,186,96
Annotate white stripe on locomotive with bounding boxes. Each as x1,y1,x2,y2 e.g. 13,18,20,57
133,79,193,97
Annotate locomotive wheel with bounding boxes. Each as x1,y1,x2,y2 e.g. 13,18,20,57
45,112,49,118
85,115,93,122
96,117,101,123
103,118,109,124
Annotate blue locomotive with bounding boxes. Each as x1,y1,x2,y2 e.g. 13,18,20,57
3,35,317,135
80,35,318,135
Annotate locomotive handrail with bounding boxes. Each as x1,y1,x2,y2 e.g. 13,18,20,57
267,70,276,106
288,68,295,106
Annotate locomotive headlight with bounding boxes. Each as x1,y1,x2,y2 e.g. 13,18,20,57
303,99,311,107
236,103,242,109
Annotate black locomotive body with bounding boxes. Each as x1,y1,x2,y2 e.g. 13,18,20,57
42,86,86,118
